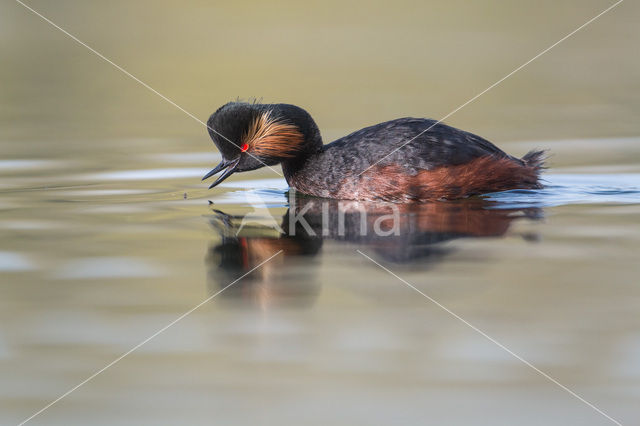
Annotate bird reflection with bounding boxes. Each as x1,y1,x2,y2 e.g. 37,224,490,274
206,193,541,308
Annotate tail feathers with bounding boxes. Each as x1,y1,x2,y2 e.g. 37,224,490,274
521,149,547,171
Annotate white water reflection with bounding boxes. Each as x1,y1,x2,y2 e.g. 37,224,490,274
0,251,35,272
0,159,63,171
53,257,164,280
57,189,155,197
147,152,221,164
79,167,206,181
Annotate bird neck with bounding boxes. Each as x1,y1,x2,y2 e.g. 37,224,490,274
280,134,323,182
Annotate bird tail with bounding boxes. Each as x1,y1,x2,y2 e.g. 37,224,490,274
521,149,547,171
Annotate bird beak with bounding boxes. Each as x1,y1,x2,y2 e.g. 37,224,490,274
202,158,240,189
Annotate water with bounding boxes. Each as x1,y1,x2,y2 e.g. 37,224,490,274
3,0,640,424
1,138,639,425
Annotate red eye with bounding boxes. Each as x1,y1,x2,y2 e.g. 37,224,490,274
240,143,249,152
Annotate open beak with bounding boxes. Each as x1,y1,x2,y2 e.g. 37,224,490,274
202,158,240,189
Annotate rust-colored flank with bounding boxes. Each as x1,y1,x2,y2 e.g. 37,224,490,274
342,156,541,202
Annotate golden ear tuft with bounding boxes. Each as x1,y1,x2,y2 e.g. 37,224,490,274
242,112,304,158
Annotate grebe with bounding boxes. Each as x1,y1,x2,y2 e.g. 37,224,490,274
203,102,545,202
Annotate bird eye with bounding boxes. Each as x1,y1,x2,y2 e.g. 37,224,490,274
240,143,249,152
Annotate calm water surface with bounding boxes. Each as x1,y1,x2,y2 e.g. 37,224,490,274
1,138,639,425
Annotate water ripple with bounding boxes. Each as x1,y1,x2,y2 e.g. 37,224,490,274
211,174,640,209
486,174,640,208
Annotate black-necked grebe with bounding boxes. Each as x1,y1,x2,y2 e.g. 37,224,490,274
203,102,545,202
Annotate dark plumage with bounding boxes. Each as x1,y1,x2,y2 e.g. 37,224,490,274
203,102,545,202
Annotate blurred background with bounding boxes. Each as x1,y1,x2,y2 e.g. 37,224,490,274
2,0,640,149
1,0,639,425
